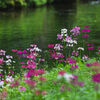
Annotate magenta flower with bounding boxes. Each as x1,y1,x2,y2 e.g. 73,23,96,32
0,73,2,75
58,59,65,63
21,65,27,68
86,63,92,67
67,58,76,64
70,65,79,70
88,46,94,50
98,46,100,49
52,54,58,59
81,33,88,38
78,82,84,87
27,60,36,69
92,73,100,83
81,29,90,33
22,50,27,53
48,44,54,48
72,50,78,56
17,50,23,55
19,86,26,92
60,84,65,92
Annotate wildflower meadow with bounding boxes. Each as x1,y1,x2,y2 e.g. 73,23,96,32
0,26,100,100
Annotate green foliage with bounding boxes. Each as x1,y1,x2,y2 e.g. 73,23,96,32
0,0,53,9
4,62,99,100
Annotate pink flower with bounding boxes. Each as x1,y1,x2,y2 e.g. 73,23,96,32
38,77,46,82
57,34,63,40
35,90,40,96
12,49,18,52
19,86,26,92
21,65,27,68
54,44,63,51
24,79,36,87
58,70,66,76
70,26,80,36
72,50,78,56
9,70,14,74
10,81,19,88
30,44,37,47
39,58,45,62
98,51,100,54
25,70,35,77
0,50,6,55
27,60,36,69
0,58,4,65
92,62,100,66
41,91,47,96
78,82,84,87
2,92,8,96
36,69,45,75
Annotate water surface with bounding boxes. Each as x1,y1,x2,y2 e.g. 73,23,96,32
0,0,100,53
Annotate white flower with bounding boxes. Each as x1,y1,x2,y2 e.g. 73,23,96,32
6,84,10,87
0,81,4,87
34,47,42,52
13,61,16,63
6,59,12,65
78,47,84,51
6,76,14,83
54,44,63,51
63,73,74,82
61,29,67,34
6,55,13,59
66,44,73,47
73,40,77,44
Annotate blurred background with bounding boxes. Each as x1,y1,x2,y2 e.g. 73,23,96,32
0,0,100,53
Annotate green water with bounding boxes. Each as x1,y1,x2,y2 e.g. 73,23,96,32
0,1,100,53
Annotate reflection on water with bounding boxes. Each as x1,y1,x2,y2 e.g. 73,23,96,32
0,0,100,53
